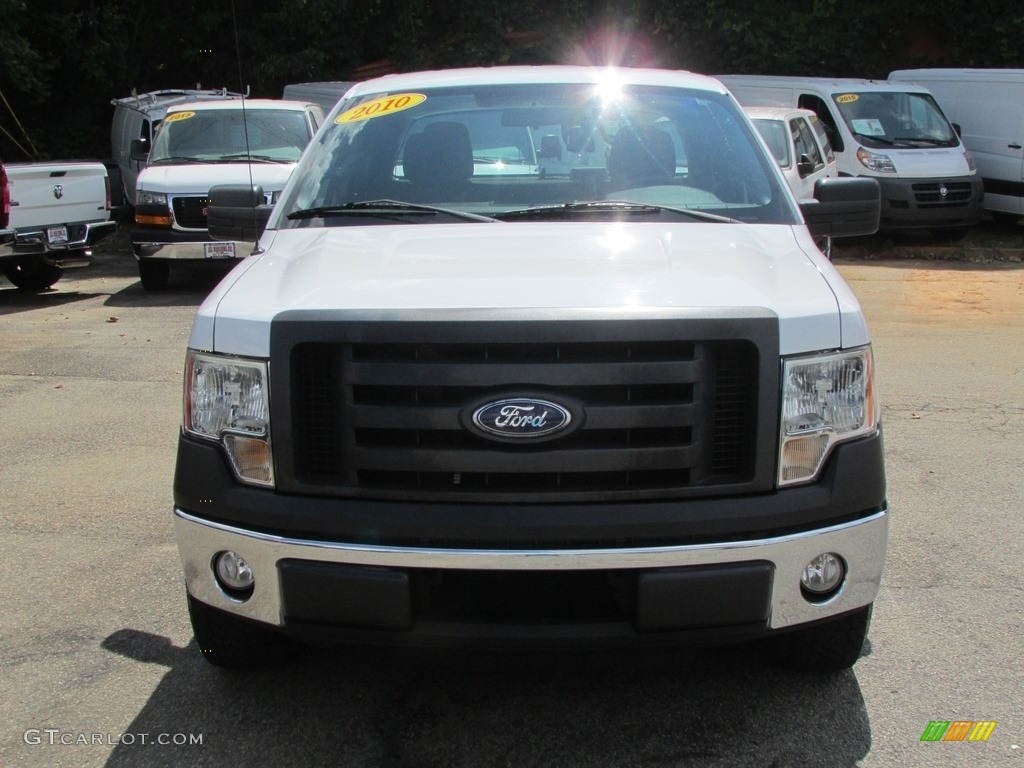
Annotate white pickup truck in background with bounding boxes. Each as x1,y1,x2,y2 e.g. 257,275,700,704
0,159,116,290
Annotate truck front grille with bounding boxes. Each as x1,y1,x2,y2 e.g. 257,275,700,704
273,315,776,502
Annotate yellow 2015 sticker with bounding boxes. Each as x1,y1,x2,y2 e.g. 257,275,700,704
165,111,196,122
335,93,426,124
835,94,859,104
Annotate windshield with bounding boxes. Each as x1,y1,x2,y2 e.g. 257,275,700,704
832,91,959,149
149,108,313,164
275,82,796,227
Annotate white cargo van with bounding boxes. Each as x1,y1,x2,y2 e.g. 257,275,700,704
111,88,245,207
131,98,324,289
719,75,982,236
888,69,1024,223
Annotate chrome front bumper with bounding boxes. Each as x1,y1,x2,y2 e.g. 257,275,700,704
0,220,116,260
175,507,888,632
134,240,253,261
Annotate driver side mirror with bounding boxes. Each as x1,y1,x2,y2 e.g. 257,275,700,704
207,184,272,243
130,138,150,162
800,177,880,238
796,154,816,178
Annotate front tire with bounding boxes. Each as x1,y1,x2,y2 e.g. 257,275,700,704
3,260,64,290
138,259,170,290
989,212,1021,226
931,227,969,242
187,593,297,669
765,605,872,673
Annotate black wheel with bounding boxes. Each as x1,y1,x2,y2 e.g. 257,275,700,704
187,592,297,669
931,227,969,242
989,212,1021,226
3,260,64,290
765,605,872,673
138,259,170,290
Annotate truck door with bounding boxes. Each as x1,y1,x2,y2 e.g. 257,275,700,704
789,116,828,200
798,94,844,153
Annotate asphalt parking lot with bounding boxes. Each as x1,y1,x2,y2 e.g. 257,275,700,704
1,241,1021,767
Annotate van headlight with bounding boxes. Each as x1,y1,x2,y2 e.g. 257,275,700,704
183,350,274,487
136,190,167,206
855,148,896,174
778,346,878,486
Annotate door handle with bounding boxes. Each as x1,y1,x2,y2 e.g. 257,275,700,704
1009,143,1022,149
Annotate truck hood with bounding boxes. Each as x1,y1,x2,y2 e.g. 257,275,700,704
136,162,296,194
195,222,867,357
886,147,973,177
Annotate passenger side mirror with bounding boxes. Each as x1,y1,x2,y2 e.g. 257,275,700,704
952,122,962,137
800,177,880,238
796,154,816,178
207,184,272,243
130,138,150,162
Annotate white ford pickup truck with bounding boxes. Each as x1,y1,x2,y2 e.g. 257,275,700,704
0,159,116,290
175,66,888,672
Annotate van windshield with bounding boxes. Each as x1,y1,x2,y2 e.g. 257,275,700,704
149,109,313,164
832,91,958,149
277,82,796,226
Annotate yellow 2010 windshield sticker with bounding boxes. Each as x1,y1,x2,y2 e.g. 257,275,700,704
835,94,859,104
335,93,426,124
165,111,196,122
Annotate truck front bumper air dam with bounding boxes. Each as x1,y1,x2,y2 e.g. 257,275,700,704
174,506,888,647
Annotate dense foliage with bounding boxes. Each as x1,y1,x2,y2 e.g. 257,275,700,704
1,0,1022,160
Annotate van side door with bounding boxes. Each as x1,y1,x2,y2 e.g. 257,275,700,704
954,87,1024,216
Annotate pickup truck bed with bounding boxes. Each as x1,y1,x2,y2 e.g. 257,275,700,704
1,160,116,290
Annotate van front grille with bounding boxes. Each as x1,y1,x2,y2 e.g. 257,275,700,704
171,196,210,229
912,181,973,208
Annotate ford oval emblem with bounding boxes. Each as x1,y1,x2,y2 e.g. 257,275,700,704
471,398,572,440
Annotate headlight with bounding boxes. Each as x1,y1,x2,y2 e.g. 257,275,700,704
184,350,274,487
855,148,896,174
136,190,168,206
963,149,976,172
778,346,878,486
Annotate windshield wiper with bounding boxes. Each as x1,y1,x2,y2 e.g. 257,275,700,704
287,199,496,223
852,133,896,146
892,137,954,147
150,156,213,164
219,153,289,163
494,200,739,223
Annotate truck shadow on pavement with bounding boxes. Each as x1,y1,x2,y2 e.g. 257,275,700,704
0,285,108,315
101,628,872,768
102,269,226,308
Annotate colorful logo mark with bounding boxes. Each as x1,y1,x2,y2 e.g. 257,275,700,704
920,721,997,743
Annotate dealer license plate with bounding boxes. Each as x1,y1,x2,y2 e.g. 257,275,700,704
46,226,68,245
204,242,236,259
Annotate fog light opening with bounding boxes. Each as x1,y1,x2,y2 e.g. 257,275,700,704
213,550,255,600
800,552,846,603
